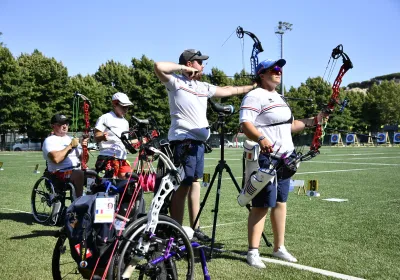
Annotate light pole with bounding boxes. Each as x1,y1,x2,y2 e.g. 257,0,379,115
275,21,293,96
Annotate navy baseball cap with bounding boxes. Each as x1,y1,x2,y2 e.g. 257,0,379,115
255,59,286,75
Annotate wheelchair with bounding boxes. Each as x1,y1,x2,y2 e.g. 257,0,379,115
51,116,203,280
51,174,147,280
31,166,98,226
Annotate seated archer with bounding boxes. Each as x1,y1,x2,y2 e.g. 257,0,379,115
42,114,88,198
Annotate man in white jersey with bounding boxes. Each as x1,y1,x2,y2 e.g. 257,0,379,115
42,114,87,197
154,49,257,241
240,59,326,268
94,92,133,179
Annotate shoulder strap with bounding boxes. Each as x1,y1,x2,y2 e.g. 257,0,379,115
264,115,294,127
261,95,293,127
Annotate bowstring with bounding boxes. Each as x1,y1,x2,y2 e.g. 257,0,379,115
327,58,338,83
322,56,332,81
320,51,341,145
241,36,245,74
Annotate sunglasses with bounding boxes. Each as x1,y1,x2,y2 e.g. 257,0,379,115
193,59,203,66
268,66,282,75
54,123,69,126
187,51,202,62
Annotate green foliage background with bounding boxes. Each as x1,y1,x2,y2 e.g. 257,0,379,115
1,40,400,139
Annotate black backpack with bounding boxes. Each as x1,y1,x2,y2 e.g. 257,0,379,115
64,192,116,278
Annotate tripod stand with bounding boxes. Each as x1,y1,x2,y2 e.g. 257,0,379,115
193,112,271,259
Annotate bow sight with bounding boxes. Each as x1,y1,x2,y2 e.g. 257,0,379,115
208,99,235,115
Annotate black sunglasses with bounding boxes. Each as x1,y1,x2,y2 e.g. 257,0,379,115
187,51,202,62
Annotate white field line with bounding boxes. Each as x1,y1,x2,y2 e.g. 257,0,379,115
0,207,31,214
201,221,243,228
326,152,400,156
328,156,400,160
258,256,365,280
0,154,42,157
305,161,400,166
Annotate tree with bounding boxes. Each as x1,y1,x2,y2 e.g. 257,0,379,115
130,55,170,134
16,49,69,138
363,81,400,131
94,60,135,95
68,74,110,135
286,77,331,120
0,46,21,134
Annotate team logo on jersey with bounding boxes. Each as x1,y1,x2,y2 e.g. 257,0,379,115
268,98,274,102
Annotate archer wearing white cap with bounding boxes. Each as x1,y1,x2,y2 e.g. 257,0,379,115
94,92,134,179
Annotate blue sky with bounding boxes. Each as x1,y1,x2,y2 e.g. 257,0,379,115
1,0,399,89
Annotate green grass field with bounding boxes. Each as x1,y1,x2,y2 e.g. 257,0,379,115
1,146,400,280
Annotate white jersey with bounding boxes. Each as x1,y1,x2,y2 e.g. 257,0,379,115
95,111,129,159
163,74,217,142
42,135,82,172
239,88,294,157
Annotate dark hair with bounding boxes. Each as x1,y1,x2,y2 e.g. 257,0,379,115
254,68,270,85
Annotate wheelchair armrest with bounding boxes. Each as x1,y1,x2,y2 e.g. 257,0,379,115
84,169,98,178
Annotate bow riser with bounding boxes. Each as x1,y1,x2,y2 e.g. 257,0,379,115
81,100,90,170
73,92,91,170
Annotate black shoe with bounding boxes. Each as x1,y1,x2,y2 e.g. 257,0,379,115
193,228,211,242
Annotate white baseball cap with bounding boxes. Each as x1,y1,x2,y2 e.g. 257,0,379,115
112,92,133,106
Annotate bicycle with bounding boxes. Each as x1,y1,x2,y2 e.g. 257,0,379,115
31,165,98,226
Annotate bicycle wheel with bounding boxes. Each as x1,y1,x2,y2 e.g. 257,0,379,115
31,177,55,224
115,215,194,280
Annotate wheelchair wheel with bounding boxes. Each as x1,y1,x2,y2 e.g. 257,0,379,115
115,215,194,280
31,177,55,224
52,234,82,280
52,233,114,280
49,182,76,226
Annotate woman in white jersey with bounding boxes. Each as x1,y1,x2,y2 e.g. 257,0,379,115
239,59,326,268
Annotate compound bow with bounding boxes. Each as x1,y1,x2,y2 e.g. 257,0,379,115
299,44,353,161
236,26,264,77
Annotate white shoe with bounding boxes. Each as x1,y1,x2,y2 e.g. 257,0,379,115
272,246,298,262
246,251,266,269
